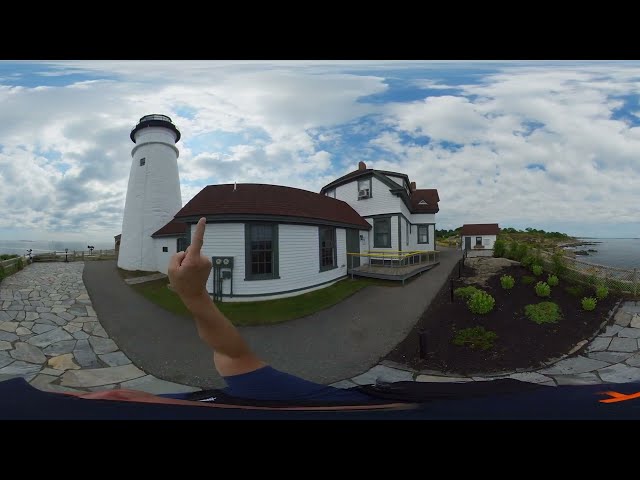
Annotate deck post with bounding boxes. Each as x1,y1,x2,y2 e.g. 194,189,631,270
350,254,353,280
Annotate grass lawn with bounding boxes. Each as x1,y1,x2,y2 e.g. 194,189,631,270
117,268,158,280
130,276,401,326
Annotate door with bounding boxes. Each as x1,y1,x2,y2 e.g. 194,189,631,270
464,236,471,250
346,229,360,268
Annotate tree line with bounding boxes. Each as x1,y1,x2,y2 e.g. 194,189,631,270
436,227,570,239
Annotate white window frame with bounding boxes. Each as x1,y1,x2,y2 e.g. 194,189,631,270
357,178,371,200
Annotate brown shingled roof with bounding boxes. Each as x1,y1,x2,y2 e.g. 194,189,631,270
460,224,500,235
410,189,440,214
173,184,371,230
151,219,188,237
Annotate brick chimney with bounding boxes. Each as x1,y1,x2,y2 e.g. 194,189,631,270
410,181,416,192
358,161,367,171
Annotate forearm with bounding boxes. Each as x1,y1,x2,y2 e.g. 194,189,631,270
183,294,253,359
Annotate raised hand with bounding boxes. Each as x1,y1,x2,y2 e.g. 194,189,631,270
168,217,213,305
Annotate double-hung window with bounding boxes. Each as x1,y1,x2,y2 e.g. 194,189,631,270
418,225,429,244
319,227,337,271
374,218,391,248
245,224,279,280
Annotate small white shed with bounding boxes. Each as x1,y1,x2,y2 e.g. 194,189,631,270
460,223,500,257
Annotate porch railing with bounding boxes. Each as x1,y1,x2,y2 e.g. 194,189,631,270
346,250,440,278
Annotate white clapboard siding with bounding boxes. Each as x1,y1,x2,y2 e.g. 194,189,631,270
401,217,410,250
358,229,370,265
196,223,347,301
335,176,403,217
196,223,245,296
153,237,179,274
399,201,413,221
408,223,433,252
365,216,400,251
462,235,496,249
411,213,436,224
384,174,405,188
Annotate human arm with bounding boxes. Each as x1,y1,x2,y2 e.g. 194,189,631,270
167,217,266,377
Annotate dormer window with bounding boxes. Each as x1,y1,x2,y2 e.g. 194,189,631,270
357,178,371,200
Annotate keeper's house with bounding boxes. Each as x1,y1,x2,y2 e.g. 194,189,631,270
153,161,440,302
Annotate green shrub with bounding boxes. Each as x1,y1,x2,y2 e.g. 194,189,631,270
551,251,568,276
467,291,495,314
522,275,536,285
454,286,482,301
547,274,559,287
582,297,597,311
565,285,584,297
493,239,506,258
507,242,529,262
500,275,515,290
586,275,600,286
595,285,608,300
452,326,498,350
516,244,529,261
525,302,562,324
531,264,544,276
521,255,535,268
0,254,18,261
535,281,551,297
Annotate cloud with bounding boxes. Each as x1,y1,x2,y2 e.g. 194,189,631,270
0,61,639,242
370,65,640,233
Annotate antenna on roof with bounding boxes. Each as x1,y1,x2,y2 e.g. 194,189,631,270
234,182,237,192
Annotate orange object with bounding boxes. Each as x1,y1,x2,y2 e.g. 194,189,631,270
598,391,640,404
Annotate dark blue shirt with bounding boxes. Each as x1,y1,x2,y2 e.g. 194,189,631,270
221,366,374,404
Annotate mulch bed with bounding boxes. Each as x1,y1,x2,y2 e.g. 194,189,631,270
385,263,620,375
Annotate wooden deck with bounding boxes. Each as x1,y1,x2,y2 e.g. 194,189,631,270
347,261,440,283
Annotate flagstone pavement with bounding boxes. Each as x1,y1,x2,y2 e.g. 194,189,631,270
0,262,198,395
1,262,639,396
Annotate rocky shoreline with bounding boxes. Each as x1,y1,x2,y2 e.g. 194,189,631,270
574,249,599,256
558,240,602,256
559,240,602,248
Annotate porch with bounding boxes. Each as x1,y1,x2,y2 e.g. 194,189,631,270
347,250,440,284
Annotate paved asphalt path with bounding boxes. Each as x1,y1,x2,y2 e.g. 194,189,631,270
83,247,461,388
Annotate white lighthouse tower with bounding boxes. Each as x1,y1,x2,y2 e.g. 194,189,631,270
118,114,182,272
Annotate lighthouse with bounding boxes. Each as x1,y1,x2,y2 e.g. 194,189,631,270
117,114,182,272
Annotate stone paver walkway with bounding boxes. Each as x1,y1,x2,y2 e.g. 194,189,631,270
331,300,640,388
0,263,198,395
5,261,639,401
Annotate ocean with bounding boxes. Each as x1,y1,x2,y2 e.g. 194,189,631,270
569,238,640,270
0,239,115,256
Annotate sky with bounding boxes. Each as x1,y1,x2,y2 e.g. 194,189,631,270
0,60,639,243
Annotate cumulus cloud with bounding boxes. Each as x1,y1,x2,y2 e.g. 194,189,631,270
0,61,639,242
376,64,640,234
0,61,388,241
